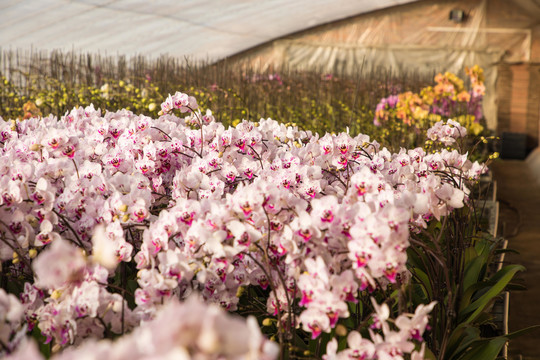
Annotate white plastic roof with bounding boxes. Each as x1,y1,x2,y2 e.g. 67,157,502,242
0,0,419,61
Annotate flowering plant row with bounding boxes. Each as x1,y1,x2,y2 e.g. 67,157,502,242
374,66,486,139
0,92,490,359
2,51,436,151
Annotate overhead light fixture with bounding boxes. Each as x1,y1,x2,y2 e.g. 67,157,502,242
449,9,466,23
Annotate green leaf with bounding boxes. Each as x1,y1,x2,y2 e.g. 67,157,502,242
505,324,540,340
494,248,519,255
453,330,483,359
458,337,506,360
424,346,438,360
459,282,490,313
473,311,494,325
473,237,491,255
462,250,487,294
427,219,443,234
445,325,480,360
462,246,478,267
338,335,348,351
31,326,52,359
410,267,433,300
454,325,540,360
505,283,527,291
407,248,428,271
460,265,524,324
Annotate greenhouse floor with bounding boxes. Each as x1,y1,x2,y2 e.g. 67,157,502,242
492,159,540,360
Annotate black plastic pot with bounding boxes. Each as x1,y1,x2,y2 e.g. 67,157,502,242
500,132,527,160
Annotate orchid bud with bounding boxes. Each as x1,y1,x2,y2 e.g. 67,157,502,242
12,251,19,264
335,324,347,337
26,215,39,227
236,286,246,298
29,143,42,151
51,289,62,299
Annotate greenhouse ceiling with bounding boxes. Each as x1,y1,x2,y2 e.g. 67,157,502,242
0,0,419,61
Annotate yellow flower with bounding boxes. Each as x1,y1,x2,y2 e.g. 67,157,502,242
469,122,484,136
413,107,428,120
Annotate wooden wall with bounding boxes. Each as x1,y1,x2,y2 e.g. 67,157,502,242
497,63,540,150
527,65,540,149
497,64,512,134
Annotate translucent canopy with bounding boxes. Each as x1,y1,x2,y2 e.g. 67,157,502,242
0,0,419,61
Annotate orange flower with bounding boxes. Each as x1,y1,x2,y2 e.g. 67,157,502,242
457,91,471,102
